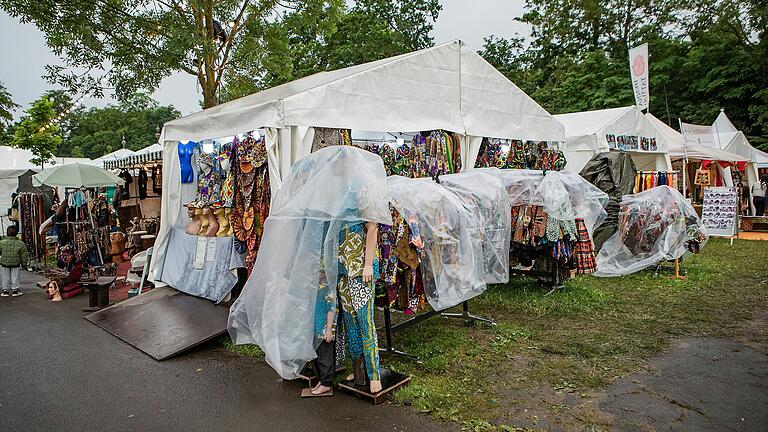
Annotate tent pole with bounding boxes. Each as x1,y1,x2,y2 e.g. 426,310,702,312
679,118,689,199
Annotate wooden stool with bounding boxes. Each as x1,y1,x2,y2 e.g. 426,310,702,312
82,276,116,312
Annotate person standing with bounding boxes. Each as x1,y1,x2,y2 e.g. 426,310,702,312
0,226,29,297
751,175,768,216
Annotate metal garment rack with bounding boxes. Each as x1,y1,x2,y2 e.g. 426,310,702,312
381,300,495,362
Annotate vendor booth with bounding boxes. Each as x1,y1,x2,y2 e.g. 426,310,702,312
102,143,163,236
87,41,568,363
554,106,672,174
646,113,751,214
149,40,565,294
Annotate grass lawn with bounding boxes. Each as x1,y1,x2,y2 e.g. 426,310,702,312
224,238,768,431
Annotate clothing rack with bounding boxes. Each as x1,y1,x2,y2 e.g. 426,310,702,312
381,301,495,362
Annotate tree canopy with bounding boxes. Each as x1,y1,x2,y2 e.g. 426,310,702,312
9,95,61,166
481,0,768,148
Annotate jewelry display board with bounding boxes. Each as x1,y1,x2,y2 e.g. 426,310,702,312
701,186,738,239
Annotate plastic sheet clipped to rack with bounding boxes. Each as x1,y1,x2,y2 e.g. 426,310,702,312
478,168,608,237
439,169,512,284
594,185,709,277
388,176,486,311
228,146,392,380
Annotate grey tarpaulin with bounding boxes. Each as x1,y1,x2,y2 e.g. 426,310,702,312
580,152,637,251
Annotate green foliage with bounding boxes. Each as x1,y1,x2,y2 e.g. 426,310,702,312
10,95,61,166
220,0,441,100
482,0,768,149
60,94,179,159
0,81,18,130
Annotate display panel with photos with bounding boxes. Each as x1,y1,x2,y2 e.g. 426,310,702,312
606,134,658,151
701,186,738,237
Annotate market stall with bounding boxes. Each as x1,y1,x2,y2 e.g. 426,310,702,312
102,143,163,235
646,113,751,216
32,163,125,270
554,106,672,174
149,40,565,297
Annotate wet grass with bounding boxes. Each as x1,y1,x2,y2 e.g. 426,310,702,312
220,239,768,431
383,239,768,430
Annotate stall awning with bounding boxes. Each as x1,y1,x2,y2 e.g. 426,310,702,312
646,113,749,164
160,40,565,143
104,149,163,169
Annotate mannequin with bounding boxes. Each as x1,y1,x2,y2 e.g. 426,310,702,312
338,221,382,394
197,208,209,236
185,204,202,236
214,208,229,237
204,208,219,237
46,280,62,302
178,141,196,183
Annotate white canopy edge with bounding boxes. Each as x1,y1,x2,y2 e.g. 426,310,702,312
161,40,564,143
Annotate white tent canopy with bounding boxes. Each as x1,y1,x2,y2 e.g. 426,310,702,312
150,40,565,287
555,106,671,173
93,148,137,167
646,113,748,162
162,40,564,144
712,111,768,167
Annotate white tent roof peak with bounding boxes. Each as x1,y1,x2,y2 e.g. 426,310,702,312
162,40,564,143
713,110,738,134
646,113,748,162
555,106,636,138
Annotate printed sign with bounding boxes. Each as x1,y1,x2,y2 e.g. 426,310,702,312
629,43,649,111
680,122,717,148
193,237,207,269
701,187,738,238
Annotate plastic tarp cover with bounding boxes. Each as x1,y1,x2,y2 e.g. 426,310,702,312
388,176,486,310
439,169,511,284
228,146,392,380
580,152,638,251
479,168,608,237
594,186,709,277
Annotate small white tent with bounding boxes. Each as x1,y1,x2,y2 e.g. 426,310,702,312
555,106,671,174
150,40,565,285
713,111,768,169
93,148,137,168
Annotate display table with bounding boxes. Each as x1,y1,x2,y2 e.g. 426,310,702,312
740,216,768,232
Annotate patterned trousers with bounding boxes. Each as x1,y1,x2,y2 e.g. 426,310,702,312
340,278,380,382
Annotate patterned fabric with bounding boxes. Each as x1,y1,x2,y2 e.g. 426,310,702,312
230,133,271,275
574,218,597,274
314,278,337,340
340,286,380,382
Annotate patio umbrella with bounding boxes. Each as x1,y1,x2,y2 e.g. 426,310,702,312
32,162,125,188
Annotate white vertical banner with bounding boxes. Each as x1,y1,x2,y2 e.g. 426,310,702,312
629,43,650,111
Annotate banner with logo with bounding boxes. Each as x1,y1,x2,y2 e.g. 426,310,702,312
680,121,716,147
629,43,649,111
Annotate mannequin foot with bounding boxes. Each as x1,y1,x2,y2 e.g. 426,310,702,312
345,373,354,382
311,385,332,395
370,380,382,394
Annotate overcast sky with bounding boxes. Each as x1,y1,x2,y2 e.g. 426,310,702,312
0,0,529,117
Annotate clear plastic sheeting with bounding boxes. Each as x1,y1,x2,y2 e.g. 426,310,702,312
594,185,709,277
439,169,512,284
388,176,486,311
479,169,608,236
228,146,391,380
